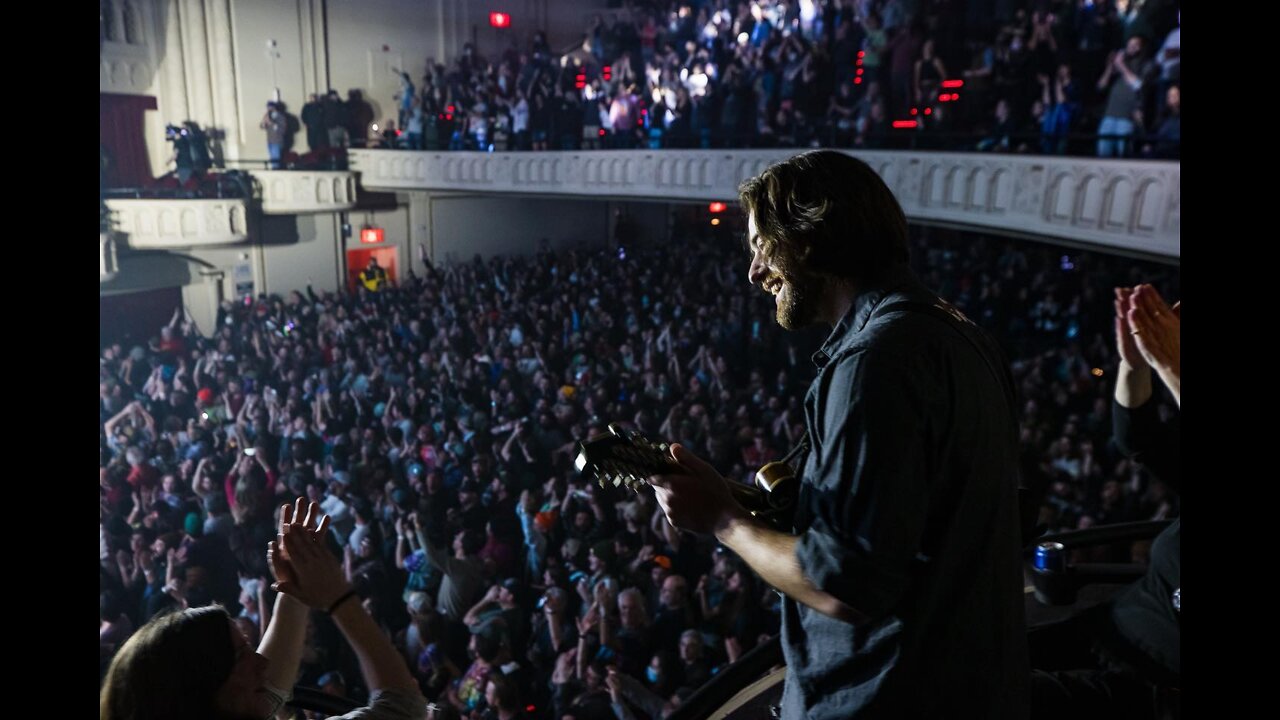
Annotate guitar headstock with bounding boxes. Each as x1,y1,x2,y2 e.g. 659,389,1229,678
574,423,680,492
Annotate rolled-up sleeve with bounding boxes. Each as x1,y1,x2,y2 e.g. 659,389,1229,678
796,347,932,621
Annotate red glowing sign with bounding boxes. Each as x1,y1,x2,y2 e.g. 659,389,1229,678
941,79,964,89
891,120,918,129
708,202,727,213
360,228,385,244
924,107,932,115
489,12,510,28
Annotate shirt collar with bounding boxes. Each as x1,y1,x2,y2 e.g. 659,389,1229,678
811,263,925,369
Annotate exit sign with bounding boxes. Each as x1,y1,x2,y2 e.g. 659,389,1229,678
360,228,384,244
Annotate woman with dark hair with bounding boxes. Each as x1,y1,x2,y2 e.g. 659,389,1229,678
101,498,426,720
101,604,266,719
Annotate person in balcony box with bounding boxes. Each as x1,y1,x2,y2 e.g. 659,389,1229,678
260,102,287,169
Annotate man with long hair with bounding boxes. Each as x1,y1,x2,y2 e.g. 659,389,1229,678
649,150,1029,718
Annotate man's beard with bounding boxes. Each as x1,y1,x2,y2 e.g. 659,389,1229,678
773,271,822,330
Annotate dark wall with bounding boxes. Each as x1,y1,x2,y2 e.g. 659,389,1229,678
100,286,182,350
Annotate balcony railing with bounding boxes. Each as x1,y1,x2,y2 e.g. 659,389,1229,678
104,198,250,249
252,170,359,214
350,148,1180,259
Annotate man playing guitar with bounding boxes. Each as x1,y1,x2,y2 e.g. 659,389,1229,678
647,151,1029,719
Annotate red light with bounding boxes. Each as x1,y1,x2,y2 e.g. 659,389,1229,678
856,68,863,75
360,228,384,244
892,120,918,129
445,114,453,120
525,707,536,713
857,51,865,57
924,107,932,115
488,12,510,28
598,128,606,136
910,107,918,116
603,65,612,80
941,79,964,89
854,77,862,84
938,94,950,102
950,93,960,101
708,202,727,213
447,105,455,113
855,59,863,66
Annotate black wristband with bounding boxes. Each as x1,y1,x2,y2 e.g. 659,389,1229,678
326,588,358,615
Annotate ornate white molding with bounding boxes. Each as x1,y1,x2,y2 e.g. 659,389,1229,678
100,0,156,95
101,232,119,282
101,53,155,96
351,149,1179,258
250,171,359,215
105,198,250,249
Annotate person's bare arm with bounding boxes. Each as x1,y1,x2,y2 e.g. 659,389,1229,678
717,515,869,624
103,403,136,437
134,403,157,437
276,507,420,696
464,585,501,627
1097,52,1116,91
652,445,869,625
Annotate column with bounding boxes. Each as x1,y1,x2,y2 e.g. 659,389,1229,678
205,0,242,161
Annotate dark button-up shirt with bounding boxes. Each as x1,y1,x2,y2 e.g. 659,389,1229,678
780,264,1029,718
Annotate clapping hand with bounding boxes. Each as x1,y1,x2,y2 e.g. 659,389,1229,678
1125,285,1179,374
268,498,347,611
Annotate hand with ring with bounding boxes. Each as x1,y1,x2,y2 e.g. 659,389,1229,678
1126,284,1180,406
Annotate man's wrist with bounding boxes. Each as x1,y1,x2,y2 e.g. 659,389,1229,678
715,509,758,547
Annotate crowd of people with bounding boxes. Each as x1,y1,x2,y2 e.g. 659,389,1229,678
99,214,1178,717
295,0,1179,158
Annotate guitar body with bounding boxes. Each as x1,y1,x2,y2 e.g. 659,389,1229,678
708,665,786,719
667,635,787,720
